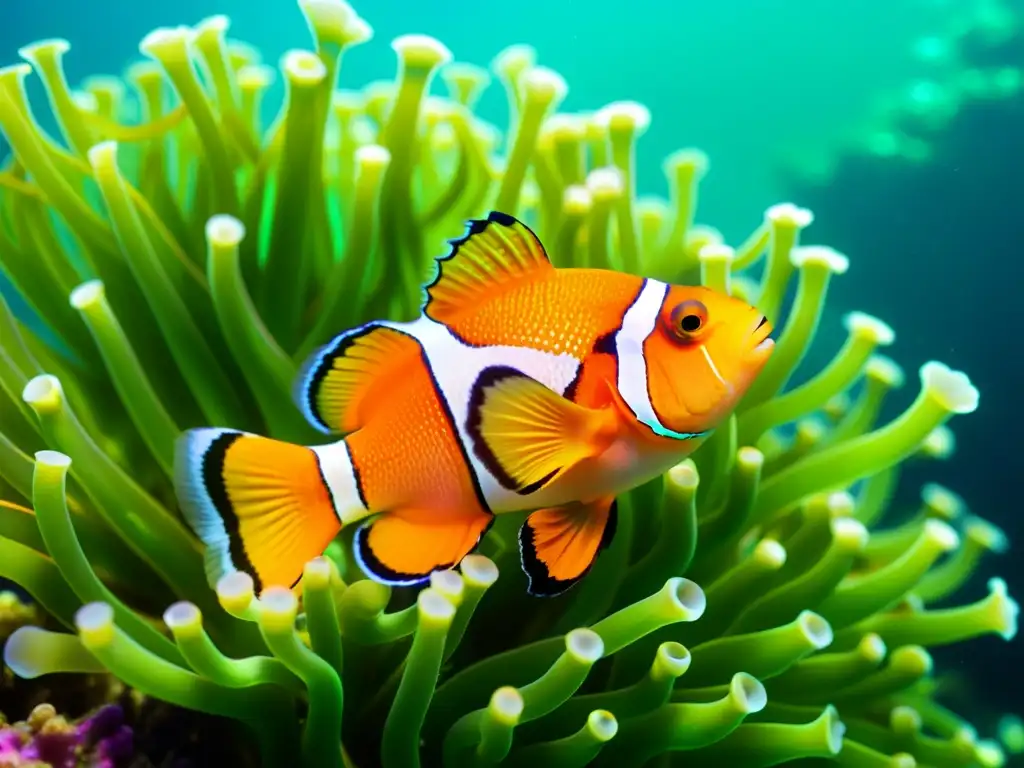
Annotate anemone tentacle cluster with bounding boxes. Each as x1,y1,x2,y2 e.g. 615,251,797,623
0,1,1018,766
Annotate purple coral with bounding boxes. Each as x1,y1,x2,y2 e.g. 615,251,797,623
0,703,134,768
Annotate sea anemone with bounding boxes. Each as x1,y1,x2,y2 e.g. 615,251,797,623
0,1,1018,766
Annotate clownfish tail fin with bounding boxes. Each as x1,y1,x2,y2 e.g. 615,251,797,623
174,428,367,593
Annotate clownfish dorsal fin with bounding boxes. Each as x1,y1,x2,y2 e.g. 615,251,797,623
295,322,421,435
423,210,554,323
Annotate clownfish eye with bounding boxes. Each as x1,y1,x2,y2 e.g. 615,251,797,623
668,300,708,341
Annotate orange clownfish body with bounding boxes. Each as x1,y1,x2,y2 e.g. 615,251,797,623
175,212,774,597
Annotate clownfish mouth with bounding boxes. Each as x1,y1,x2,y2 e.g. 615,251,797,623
749,315,775,358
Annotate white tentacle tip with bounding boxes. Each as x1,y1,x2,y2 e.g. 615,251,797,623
791,245,849,274
845,312,895,346
392,34,452,69
766,202,814,228
920,361,980,415
522,66,568,104
594,100,652,134
206,214,246,246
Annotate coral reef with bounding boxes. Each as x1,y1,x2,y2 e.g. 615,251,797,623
0,701,133,767
0,0,1018,766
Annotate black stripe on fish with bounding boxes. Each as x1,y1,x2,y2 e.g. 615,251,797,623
466,364,525,494
200,431,262,592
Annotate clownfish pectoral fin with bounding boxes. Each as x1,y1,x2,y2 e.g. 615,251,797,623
519,497,618,597
468,366,618,494
353,508,493,586
174,429,348,592
296,323,420,434
423,210,554,323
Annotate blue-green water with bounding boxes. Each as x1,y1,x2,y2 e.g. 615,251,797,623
3,0,956,239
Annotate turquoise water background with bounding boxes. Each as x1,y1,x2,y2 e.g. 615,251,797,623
4,0,954,240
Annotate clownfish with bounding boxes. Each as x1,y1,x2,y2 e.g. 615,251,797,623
174,211,774,597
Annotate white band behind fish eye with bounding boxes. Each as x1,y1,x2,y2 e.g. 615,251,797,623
615,279,707,441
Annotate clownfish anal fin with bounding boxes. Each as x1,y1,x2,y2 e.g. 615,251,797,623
174,429,343,593
468,365,617,495
295,323,420,435
519,497,618,597
423,210,554,323
353,507,493,586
